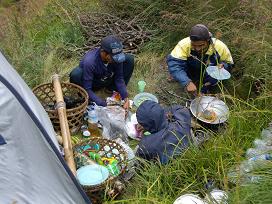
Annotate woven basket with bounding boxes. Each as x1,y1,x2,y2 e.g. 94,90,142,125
33,82,88,133
73,137,128,194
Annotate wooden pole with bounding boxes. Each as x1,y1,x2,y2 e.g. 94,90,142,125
52,74,76,175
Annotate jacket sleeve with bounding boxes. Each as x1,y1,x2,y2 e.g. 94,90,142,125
136,141,157,161
114,64,128,99
213,39,234,72
221,61,233,72
82,64,107,106
167,54,191,87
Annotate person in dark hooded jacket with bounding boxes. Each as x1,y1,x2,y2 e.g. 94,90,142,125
135,100,192,164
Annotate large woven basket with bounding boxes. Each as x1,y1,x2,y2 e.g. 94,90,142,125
33,82,88,133
73,137,128,194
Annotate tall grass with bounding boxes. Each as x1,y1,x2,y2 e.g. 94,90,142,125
0,0,99,87
113,96,272,204
2,0,272,204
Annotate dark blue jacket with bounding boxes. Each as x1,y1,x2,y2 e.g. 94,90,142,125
80,48,128,106
136,100,192,164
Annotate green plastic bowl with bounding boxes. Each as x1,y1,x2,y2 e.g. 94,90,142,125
133,92,158,107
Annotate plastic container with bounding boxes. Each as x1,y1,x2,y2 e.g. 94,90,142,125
206,65,231,80
76,164,109,186
83,130,91,138
204,189,228,204
240,154,272,173
246,148,268,159
88,107,98,123
133,92,158,107
173,194,206,204
244,138,272,158
249,153,272,161
253,139,268,148
87,107,101,137
138,80,146,93
81,125,91,138
260,129,272,145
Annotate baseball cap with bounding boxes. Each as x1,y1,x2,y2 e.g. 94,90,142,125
100,35,126,63
190,24,211,41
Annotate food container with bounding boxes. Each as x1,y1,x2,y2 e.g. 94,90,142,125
190,96,229,124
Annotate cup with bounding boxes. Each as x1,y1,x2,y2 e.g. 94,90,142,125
138,80,146,93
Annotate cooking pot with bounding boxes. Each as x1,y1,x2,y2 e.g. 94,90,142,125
190,96,229,124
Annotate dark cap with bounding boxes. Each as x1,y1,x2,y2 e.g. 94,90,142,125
100,35,125,63
190,24,210,41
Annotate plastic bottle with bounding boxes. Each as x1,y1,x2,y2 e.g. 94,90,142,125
241,154,272,173
246,148,269,159
249,153,272,161
261,128,272,145
204,189,228,204
253,139,269,148
245,139,272,159
87,107,101,137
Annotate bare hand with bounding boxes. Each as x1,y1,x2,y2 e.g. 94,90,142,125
218,64,224,69
123,98,129,118
123,98,129,110
186,82,197,92
135,124,144,136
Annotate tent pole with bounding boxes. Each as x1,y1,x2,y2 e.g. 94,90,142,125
52,74,76,175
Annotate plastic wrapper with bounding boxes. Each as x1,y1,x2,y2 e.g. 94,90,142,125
94,105,129,143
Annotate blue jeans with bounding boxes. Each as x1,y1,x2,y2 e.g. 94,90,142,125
69,54,134,90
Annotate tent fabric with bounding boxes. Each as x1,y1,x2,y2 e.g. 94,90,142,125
0,52,90,204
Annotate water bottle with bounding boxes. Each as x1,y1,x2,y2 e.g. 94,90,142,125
87,107,100,137
253,139,268,148
204,189,228,204
261,128,272,145
246,148,269,159
246,139,272,159
88,107,98,123
241,154,272,173
249,153,272,161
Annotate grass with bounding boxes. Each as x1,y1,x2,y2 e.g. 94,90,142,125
2,0,272,204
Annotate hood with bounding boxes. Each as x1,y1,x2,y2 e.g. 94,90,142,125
136,100,168,133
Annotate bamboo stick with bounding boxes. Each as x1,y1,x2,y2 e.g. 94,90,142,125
52,74,76,175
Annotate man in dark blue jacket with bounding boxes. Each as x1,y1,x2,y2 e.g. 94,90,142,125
69,35,134,107
135,100,192,164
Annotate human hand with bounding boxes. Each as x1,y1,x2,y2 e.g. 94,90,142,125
123,98,129,110
186,82,197,92
123,98,130,118
135,124,144,137
204,82,211,86
218,64,224,69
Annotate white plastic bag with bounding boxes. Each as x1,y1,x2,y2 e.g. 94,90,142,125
95,105,129,142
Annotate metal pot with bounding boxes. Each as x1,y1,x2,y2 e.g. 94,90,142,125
190,96,229,125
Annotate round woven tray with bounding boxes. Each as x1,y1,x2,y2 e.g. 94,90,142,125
33,82,88,133
73,137,128,193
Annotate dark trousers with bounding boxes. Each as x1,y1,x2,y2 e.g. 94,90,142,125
69,54,134,90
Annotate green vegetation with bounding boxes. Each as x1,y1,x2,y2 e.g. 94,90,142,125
1,0,272,203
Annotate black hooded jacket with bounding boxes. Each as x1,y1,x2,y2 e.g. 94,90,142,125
136,100,192,164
